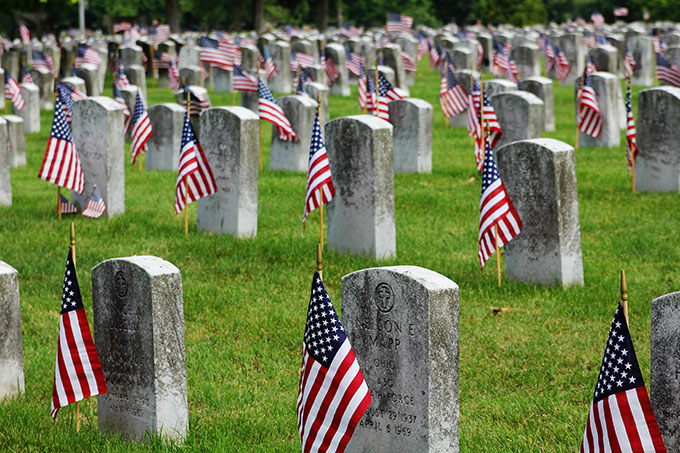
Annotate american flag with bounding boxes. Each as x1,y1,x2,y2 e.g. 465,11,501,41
470,81,502,172
586,54,598,74
371,72,405,121
5,71,24,111
429,41,440,69
345,45,363,77
613,6,629,16
153,50,171,69
386,12,413,34
258,78,297,141
323,53,339,85
21,66,33,84
624,45,636,78
467,79,481,149
656,54,680,87
32,50,54,74
417,36,429,61
199,36,232,71
51,247,107,419
113,21,132,33
583,32,596,49
221,40,241,67
538,33,547,50
302,111,334,223
478,140,522,268
182,86,211,118
580,304,666,453
148,24,170,44
296,68,312,96
174,112,217,214
81,186,106,218
440,62,467,118
131,93,152,164
112,83,131,135
296,272,371,452
75,45,102,67
625,84,638,173
340,24,360,39
506,56,519,83
38,97,84,193
476,41,484,68
554,45,571,82
358,64,369,110
168,59,180,90
18,21,30,44
653,35,665,56
59,194,78,214
291,52,315,73
401,51,417,73
233,63,258,92
57,83,86,126
492,42,510,77
115,60,130,90
261,44,278,80
544,42,555,74
578,71,603,138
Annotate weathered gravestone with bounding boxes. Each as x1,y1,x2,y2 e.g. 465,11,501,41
198,107,259,237
269,95,317,171
147,103,185,171
495,138,584,286
306,82,329,126
0,117,9,205
449,48,474,71
61,76,86,95
651,290,680,450
123,65,147,106
270,41,292,93
326,43,351,96
629,36,655,86
342,266,459,452
240,45,260,113
71,97,125,217
92,256,188,442
558,33,586,85
28,67,54,110
389,98,432,173
75,64,100,96
0,69,4,110
120,45,143,68
635,87,680,192
381,44,408,95
519,77,555,131
120,85,139,140
511,44,541,80
3,115,26,167
589,45,620,76
484,79,516,98
213,67,232,93
178,45,200,69
368,66,396,88
491,91,544,148
16,83,40,133
325,115,396,259
396,34,419,86
448,70,479,127
575,72,620,148
0,261,24,400
179,66,202,87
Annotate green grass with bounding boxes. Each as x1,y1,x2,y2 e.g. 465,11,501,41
0,60,679,452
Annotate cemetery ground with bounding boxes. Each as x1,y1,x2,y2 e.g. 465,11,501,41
1,60,679,452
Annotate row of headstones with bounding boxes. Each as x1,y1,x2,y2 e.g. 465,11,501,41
3,255,680,449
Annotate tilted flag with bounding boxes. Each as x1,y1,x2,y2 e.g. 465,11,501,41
554,45,571,82
182,86,211,117
199,36,232,71
153,50,171,70
32,50,54,74
258,78,297,141
233,63,258,92
174,112,217,214
467,78,481,148
358,63,368,110
624,45,636,78
492,41,510,77
113,21,132,33
168,59,180,90
428,41,440,70
50,248,107,419
440,61,468,118
57,82,86,126
583,31,596,49
544,42,555,74
296,68,312,96
613,6,629,17
322,52,339,85
75,44,102,67
580,304,666,453
148,24,170,44
475,86,502,171
478,140,522,268
340,24,360,39
114,59,130,89
345,45,363,77
656,54,680,87
21,66,33,84
18,21,30,44
59,194,78,214
38,97,85,193
5,71,24,111
261,44,278,80
373,72,405,121
506,56,519,84
291,51,315,73
81,186,106,218
303,111,334,223
112,83,131,135
625,84,638,173
586,54,598,74
653,35,665,56
401,51,417,73
386,12,413,34
591,11,605,27
297,273,371,453
476,40,484,68
131,93,152,164
578,71,603,138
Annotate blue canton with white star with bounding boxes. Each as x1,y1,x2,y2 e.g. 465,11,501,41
308,112,323,162
258,78,277,103
625,85,633,115
50,97,74,142
592,304,644,403
61,248,83,315
57,84,74,112
481,141,500,195
133,92,146,125
446,62,459,89
303,273,346,367
377,72,393,96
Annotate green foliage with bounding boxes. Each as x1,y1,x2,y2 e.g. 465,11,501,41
480,0,547,26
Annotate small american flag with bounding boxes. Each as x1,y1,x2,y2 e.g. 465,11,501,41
358,64,368,110
624,45,636,78
625,84,638,173
149,24,170,44
233,63,258,92
429,41,440,70
372,72,405,121
38,97,84,193
82,187,106,218
112,83,131,135
50,247,107,419
21,66,33,84
554,45,571,82
168,59,180,90
261,44,278,80
478,140,522,268
467,79,481,147
32,50,53,74
440,62,467,118
174,112,217,214
478,85,502,170
323,53,339,85
544,42,555,73
75,44,102,67
340,24,360,38
386,12,413,34
57,83,84,126
401,51,417,73
153,50,171,70
613,6,629,16
199,36,232,71
131,93,152,164
258,79,297,141
5,71,24,111
506,56,519,83
656,54,680,87
653,35,665,56
291,51,315,73
115,59,130,89
580,304,666,453
59,194,78,214
586,54,598,74
113,21,132,33
182,86,211,118
492,41,510,77
302,111,334,223
297,273,371,452
538,33,547,50
345,45,363,77
18,21,30,44
476,41,484,68
296,68,312,96
578,71,603,138
591,11,605,27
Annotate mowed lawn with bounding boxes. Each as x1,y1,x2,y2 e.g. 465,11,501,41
0,58,679,452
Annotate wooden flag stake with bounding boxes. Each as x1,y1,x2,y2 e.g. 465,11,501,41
317,92,324,251
69,222,81,432
259,121,263,172
575,57,587,150
374,63,379,117
232,91,236,106
58,187,62,220
621,270,629,326
495,224,501,288
316,242,323,280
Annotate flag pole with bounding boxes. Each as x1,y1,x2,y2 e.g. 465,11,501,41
70,222,81,432
259,120,263,172
316,243,323,280
374,62,379,117
58,187,62,220
575,57,587,150
495,224,501,287
317,92,324,251
185,88,190,236
621,269,629,325
628,76,636,193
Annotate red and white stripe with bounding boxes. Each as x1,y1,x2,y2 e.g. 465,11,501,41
38,136,84,193
5,76,24,111
578,86,603,138
81,198,106,218
358,75,367,110
657,65,680,87
401,51,417,73
440,77,467,118
324,56,339,85
626,111,638,173
114,97,131,135
555,54,571,82
478,177,522,266
580,387,666,453
174,138,217,214
131,113,152,165
259,98,297,141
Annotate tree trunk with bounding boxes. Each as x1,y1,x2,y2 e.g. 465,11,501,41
253,0,265,33
232,0,243,31
166,0,180,33
337,1,343,27
316,0,329,31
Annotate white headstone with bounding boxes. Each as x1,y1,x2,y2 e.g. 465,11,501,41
0,261,24,399
269,95,318,171
147,103,185,171
389,98,432,173
16,83,40,133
